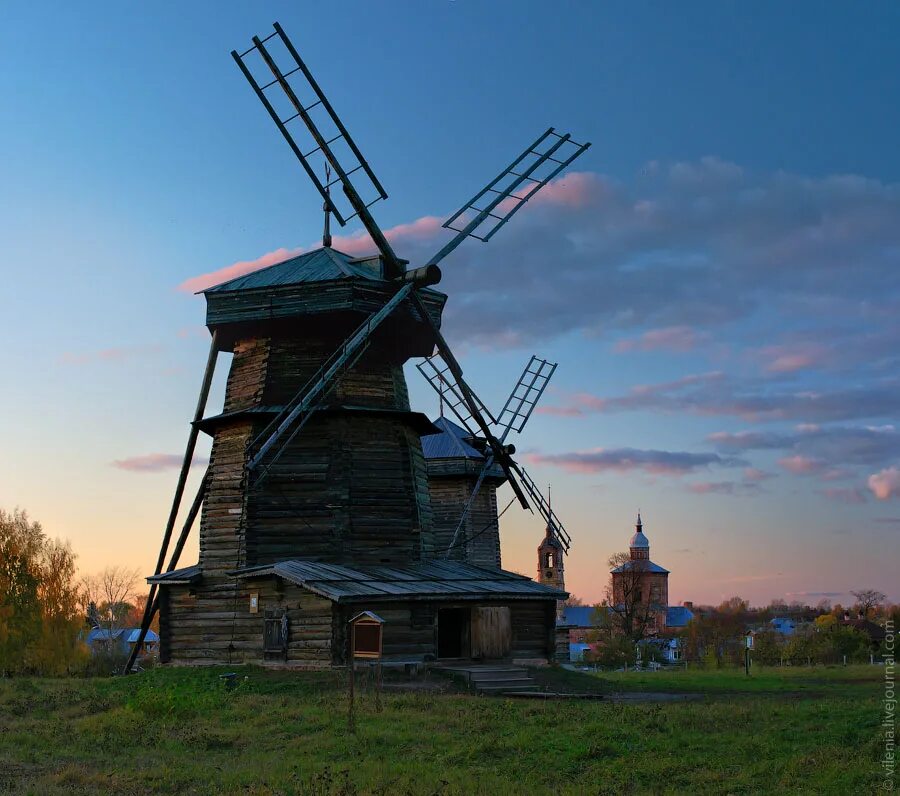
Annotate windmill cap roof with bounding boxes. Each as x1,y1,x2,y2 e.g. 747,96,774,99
201,247,405,294
421,416,483,460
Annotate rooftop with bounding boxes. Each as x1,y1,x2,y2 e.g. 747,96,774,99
421,417,484,460
610,559,670,574
230,559,567,603
202,248,390,293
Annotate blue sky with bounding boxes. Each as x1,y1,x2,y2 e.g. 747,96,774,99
1,2,898,605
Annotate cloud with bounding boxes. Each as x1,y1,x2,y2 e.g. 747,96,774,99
710,425,899,487
60,344,162,365
176,161,900,352
613,325,708,353
743,467,774,482
541,375,900,424
112,453,208,473
819,487,868,505
525,447,743,476
687,480,756,495
868,467,900,500
778,455,828,475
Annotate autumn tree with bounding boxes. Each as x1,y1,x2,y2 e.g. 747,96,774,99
0,509,43,674
0,508,84,675
851,589,886,619
604,551,665,644
81,566,140,642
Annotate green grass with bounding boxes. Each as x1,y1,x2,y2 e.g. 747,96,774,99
0,664,884,795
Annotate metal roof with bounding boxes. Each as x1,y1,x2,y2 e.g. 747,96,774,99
86,628,159,643
610,559,670,574
147,564,202,585
665,606,694,628
558,605,601,627
203,248,385,293
230,559,567,603
421,416,484,460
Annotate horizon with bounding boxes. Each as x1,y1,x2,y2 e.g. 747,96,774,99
1,2,898,607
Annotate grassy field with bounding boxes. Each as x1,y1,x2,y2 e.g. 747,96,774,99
0,664,884,795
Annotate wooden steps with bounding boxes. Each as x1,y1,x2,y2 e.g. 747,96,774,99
435,663,541,696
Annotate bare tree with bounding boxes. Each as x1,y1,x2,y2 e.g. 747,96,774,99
563,594,584,607
81,566,140,644
605,551,665,644
851,589,886,619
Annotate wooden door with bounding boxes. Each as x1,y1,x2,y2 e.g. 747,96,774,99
470,606,511,659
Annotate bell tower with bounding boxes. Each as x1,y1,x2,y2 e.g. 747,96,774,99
537,488,565,617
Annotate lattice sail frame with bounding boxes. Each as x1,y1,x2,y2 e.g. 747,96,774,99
427,129,591,266
419,353,573,555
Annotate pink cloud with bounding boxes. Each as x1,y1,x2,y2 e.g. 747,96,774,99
743,467,774,482
525,447,737,476
176,169,594,294
536,391,608,417
868,467,900,500
757,344,829,374
177,216,446,294
112,453,208,473
777,455,826,475
614,325,707,353
60,344,162,365
178,247,304,294
820,487,868,504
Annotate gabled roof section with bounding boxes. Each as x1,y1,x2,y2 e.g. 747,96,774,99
610,559,670,575
421,416,484,460
203,248,387,294
230,559,567,603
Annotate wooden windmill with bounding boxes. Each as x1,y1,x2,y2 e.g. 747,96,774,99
128,23,588,671
419,354,572,569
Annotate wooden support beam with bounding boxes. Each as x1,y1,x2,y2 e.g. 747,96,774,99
125,333,219,674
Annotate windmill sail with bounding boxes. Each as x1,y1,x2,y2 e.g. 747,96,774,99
232,23,403,276
438,355,559,556
427,128,591,267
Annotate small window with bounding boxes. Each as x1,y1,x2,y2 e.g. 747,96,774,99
546,553,555,568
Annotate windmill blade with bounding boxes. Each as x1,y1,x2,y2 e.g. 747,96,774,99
426,128,591,267
511,462,572,552
409,292,530,510
417,353,496,437
248,282,415,485
443,355,556,556
494,355,557,440
232,23,404,277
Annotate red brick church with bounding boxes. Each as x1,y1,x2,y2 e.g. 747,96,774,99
611,512,670,633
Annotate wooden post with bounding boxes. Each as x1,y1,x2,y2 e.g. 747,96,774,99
375,661,383,713
125,332,219,674
348,623,356,733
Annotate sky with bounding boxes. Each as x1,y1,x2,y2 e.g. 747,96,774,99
1,2,898,607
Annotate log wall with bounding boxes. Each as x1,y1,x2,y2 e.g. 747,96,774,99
428,477,501,568
160,578,333,667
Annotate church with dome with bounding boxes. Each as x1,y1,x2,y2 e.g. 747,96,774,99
610,513,671,633
557,512,695,662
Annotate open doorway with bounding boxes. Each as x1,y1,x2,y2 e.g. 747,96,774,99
437,607,468,658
